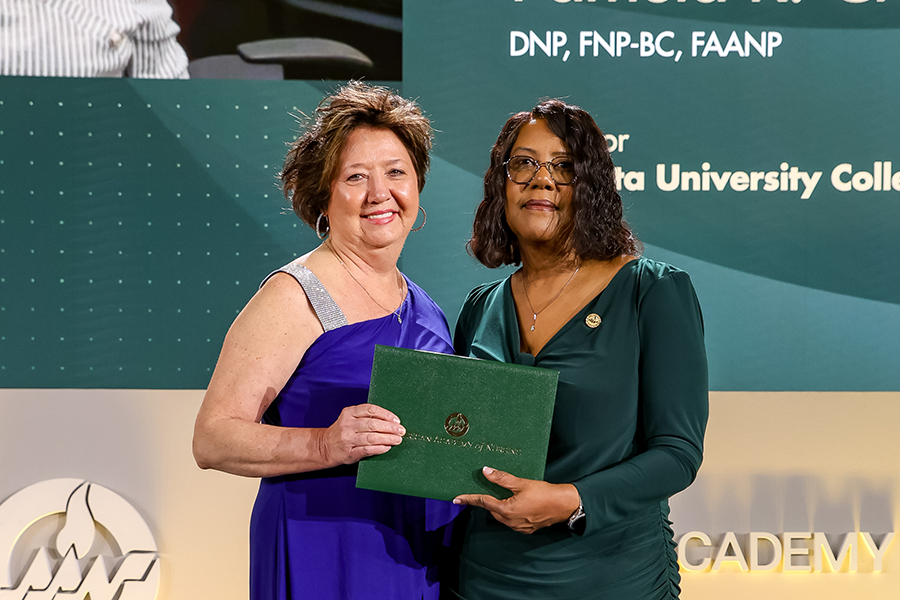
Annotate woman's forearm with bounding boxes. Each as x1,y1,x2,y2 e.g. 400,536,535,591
193,416,332,478
193,400,405,478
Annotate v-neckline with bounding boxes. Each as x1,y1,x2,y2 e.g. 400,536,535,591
506,258,638,361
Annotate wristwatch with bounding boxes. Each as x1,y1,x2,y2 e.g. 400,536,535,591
567,496,586,531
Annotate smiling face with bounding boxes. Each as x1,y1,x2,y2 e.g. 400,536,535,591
326,126,419,252
504,118,575,248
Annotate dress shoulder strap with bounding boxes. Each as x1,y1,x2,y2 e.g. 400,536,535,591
260,263,349,332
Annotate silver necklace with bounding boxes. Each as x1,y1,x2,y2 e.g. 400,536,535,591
521,266,580,332
327,241,404,324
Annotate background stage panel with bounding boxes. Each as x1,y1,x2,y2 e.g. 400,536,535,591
402,0,900,392
0,389,259,600
1,391,895,599
671,392,900,598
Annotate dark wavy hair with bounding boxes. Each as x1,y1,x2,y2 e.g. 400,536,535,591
469,99,641,267
281,81,433,232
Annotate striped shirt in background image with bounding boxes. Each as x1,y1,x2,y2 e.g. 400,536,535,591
0,0,189,78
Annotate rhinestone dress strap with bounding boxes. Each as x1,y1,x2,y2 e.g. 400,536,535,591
260,263,349,332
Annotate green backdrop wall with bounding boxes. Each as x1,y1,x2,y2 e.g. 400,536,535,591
1,0,899,392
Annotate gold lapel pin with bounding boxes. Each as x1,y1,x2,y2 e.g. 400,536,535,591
585,313,602,329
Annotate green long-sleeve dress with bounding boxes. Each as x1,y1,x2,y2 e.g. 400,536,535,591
447,258,708,600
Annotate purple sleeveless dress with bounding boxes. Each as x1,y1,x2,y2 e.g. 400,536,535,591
249,265,461,600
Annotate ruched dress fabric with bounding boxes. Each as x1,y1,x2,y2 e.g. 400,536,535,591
249,267,461,600
448,258,708,600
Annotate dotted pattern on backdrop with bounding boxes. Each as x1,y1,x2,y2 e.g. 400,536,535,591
0,77,346,388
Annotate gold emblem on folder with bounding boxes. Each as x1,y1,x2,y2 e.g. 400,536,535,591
444,413,470,437
585,313,602,328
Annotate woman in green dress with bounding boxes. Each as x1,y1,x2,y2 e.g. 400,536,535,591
446,99,708,599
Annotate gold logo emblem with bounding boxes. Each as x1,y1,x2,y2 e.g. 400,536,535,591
585,313,602,328
444,413,469,437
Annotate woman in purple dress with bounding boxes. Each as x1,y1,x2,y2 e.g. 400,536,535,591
192,82,459,600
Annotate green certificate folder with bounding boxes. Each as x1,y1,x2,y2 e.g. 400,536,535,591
356,345,559,501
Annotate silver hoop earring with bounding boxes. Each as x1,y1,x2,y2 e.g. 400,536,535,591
316,213,329,239
411,206,427,232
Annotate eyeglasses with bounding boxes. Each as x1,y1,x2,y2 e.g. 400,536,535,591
504,156,576,186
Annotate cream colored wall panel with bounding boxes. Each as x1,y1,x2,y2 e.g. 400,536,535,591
672,392,900,599
2,390,898,598
0,389,258,600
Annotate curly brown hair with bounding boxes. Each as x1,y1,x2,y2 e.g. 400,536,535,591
469,99,641,267
281,81,433,232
